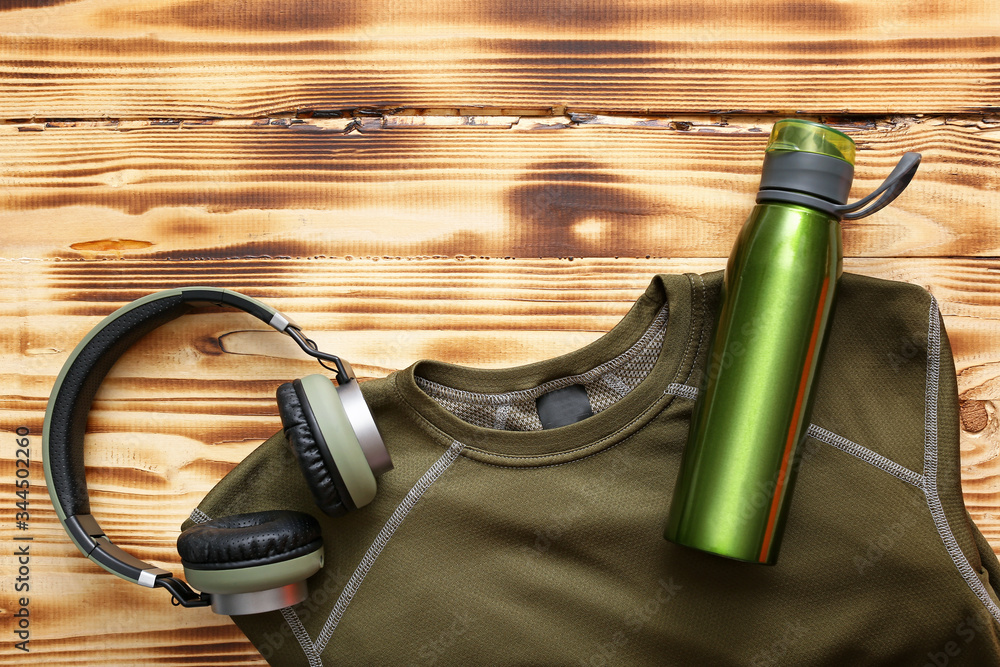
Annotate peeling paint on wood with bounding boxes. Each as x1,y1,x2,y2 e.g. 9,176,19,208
2,117,1000,261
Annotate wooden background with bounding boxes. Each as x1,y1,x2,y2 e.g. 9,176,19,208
1,0,999,664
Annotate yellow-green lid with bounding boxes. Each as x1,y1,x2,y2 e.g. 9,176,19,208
766,119,855,165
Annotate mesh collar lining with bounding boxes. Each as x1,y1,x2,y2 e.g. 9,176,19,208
414,304,669,432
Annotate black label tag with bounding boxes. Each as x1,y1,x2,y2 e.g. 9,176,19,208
535,384,594,429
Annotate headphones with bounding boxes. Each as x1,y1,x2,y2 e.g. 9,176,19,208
42,287,393,616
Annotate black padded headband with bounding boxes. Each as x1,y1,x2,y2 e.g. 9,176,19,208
42,287,351,603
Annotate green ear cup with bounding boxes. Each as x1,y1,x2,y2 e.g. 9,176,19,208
299,374,378,509
177,510,325,614
182,547,324,596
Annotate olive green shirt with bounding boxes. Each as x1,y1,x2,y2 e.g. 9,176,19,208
185,271,1000,666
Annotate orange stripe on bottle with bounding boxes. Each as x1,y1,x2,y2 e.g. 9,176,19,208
758,276,830,563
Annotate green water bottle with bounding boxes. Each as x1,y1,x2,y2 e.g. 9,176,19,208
664,119,921,564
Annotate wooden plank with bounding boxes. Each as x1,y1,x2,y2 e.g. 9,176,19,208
3,1,998,662
2,256,999,664
1,0,999,118
2,115,999,260
3,257,999,521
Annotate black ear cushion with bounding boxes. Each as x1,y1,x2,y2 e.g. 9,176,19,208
177,510,322,570
276,380,356,517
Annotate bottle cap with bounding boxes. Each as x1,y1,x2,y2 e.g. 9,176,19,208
766,119,856,165
758,119,856,206
757,119,921,220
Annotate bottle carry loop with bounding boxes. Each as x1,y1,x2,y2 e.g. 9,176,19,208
758,152,922,220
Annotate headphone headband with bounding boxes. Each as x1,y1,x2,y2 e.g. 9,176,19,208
41,287,339,601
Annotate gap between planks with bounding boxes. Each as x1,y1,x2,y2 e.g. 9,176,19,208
5,112,1000,133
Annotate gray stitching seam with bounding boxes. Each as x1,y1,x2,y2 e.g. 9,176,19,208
493,403,511,430
189,508,212,524
417,278,702,466
681,273,708,386
280,607,323,667
268,442,465,658
468,389,686,471
921,297,1000,624
669,275,700,389
313,440,466,652
392,278,704,466
414,303,668,405
666,382,699,401
666,383,925,488
807,423,924,488
461,388,675,464
188,511,326,664
393,359,684,469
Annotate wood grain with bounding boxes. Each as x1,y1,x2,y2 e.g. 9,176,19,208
3,257,999,541
2,115,1000,260
2,257,1000,667
1,224,999,664
1,0,1000,118
2,2,1000,661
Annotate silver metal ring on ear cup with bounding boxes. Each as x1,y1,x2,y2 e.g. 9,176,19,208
211,580,308,615
182,547,324,615
298,374,378,508
336,378,393,476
